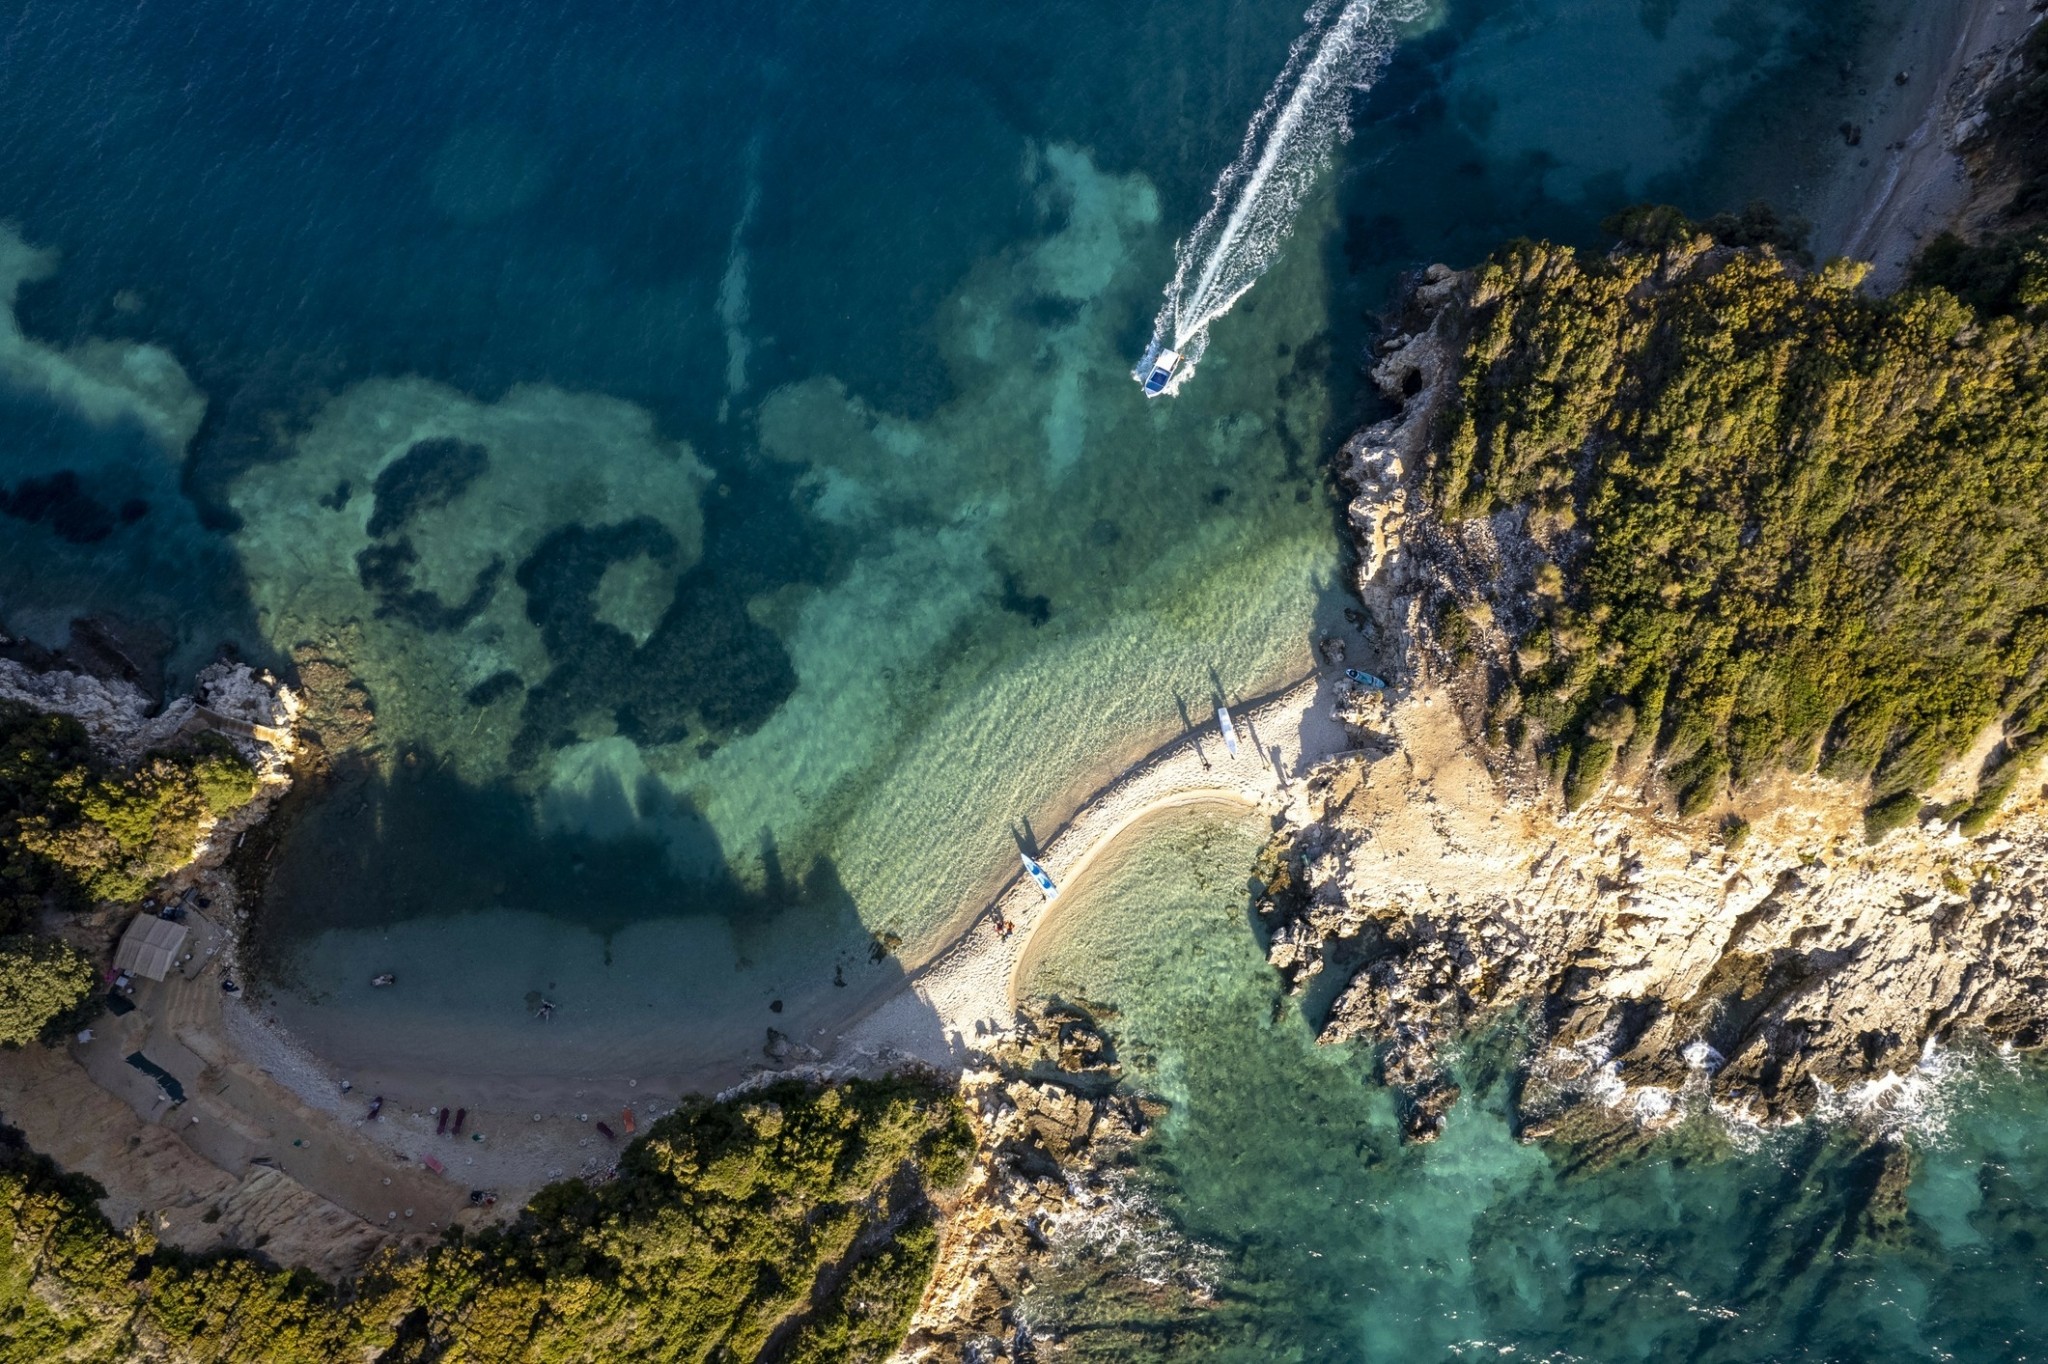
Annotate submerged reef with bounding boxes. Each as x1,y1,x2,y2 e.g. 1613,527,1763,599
228,378,718,784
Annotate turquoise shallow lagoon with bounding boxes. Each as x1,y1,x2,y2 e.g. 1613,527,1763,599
1026,810,2048,1361
1,0,2028,1349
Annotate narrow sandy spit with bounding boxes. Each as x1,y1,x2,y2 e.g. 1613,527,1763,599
835,672,1352,1069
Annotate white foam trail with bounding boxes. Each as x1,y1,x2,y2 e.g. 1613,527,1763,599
1141,0,1404,394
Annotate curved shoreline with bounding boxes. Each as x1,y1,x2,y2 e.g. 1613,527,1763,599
834,670,1354,1069
122,668,1355,1217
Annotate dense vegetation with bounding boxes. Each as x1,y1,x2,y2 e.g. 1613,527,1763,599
0,935,94,1047
0,1075,971,1363
0,703,259,1044
0,704,259,921
1431,215,2048,832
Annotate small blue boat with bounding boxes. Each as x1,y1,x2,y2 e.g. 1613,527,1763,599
1021,852,1059,900
1346,668,1388,690
1137,345,1182,396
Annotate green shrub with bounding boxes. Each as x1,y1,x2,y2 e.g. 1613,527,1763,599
0,710,259,911
1562,737,1616,811
1432,222,2048,821
0,936,95,1048
0,1077,970,1362
1863,790,1925,843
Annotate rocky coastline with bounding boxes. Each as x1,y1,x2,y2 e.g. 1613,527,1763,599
901,1000,1189,1363
1255,252,2048,1155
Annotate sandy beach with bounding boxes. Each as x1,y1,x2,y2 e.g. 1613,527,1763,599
0,0,2029,1272
230,669,1358,1212
836,672,1354,1070
0,663,1360,1232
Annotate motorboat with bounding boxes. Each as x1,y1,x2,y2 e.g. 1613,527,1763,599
1021,852,1059,901
1137,346,1182,396
371,972,395,987
1217,704,1240,758
1345,669,1388,690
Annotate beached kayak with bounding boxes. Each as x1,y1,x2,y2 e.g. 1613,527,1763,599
1021,852,1059,900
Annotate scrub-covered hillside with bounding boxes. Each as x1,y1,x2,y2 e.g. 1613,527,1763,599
1427,214,2048,833
0,1076,971,1363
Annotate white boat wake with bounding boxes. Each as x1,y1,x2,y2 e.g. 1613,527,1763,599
1138,0,1406,397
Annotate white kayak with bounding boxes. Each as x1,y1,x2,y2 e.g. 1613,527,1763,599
1021,852,1059,900
1217,704,1239,758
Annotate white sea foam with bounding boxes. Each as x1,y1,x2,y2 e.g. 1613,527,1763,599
1812,1036,1975,1145
1040,1167,1223,1297
1139,0,1412,394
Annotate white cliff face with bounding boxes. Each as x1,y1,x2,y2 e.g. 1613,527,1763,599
1266,265,2048,1148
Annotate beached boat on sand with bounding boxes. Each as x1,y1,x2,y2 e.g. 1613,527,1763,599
1217,704,1240,758
1021,852,1059,901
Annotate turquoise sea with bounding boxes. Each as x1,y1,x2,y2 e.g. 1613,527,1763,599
2,0,2028,1354
1025,811,2048,1361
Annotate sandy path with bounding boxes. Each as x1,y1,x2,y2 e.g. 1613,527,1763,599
834,671,1354,1068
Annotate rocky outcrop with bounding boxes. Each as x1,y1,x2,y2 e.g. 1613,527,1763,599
1267,711,2048,1149
900,1001,1164,1363
0,649,299,780
1264,264,2048,1151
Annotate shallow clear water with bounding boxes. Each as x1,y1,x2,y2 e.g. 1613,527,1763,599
1025,809,2048,1362
0,0,2004,1327
0,0,1910,1077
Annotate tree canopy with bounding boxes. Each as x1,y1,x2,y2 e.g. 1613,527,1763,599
0,935,95,1047
0,1075,971,1363
1430,223,2048,832
0,704,258,923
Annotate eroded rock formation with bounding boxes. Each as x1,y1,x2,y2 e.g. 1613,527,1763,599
1258,263,2048,1151
902,1001,1164,1363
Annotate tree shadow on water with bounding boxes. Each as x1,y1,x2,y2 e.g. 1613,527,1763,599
255,748,853,949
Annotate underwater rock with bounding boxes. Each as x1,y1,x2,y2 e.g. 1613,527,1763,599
365,437,489,538
289,641,377,762
0,470,130,544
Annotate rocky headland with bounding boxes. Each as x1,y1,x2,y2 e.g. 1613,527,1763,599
1257,219,2048,1153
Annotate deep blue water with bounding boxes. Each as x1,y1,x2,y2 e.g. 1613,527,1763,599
0,0,2003,1353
